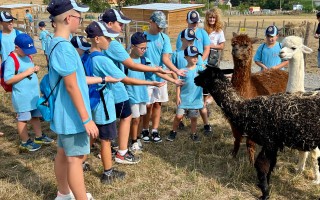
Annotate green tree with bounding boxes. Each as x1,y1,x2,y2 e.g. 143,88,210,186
82,0,110,12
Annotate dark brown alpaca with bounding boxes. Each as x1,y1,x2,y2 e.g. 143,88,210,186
230,33,289,164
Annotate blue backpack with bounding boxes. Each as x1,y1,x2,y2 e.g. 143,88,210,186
0,29,20,51
82,51,109,120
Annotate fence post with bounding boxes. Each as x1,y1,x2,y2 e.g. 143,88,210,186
314,22,317,33
262,19,264,28
255,21,258,37
228,17,229,26
237,21,241,34
244,18,246,29
125,23,130,52
304,22,311,68
282,20,285,36
33,11,38,36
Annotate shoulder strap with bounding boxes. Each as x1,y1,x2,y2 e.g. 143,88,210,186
15,29,19,36
260,43,265,60
8,52,20,75
0,30,2,51
89,51,104,58
160,32,164,41
140,56,151,65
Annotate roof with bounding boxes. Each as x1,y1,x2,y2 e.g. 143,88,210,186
123,3,204,11
0,4,38,9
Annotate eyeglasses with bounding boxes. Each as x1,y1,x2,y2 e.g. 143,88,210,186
133,45,148,51
69,15,83,24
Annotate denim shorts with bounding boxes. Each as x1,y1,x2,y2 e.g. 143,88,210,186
17,109,42,121
97,121,117,140
176,108,199,118
57,132,90,156
115,100,132,119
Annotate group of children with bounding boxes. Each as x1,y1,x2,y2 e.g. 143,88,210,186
0,1,233,199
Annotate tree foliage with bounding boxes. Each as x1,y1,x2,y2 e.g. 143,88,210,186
230,0,314,11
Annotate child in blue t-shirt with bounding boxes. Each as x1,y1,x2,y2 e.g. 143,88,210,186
0,11,22,64
254,25,288,71
167,46,205,143
70,35,91,57
38,21,52,54
46,1,98,199
4,34,54,152
128,32,183,153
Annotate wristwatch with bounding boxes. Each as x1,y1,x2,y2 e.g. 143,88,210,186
101,76,106,84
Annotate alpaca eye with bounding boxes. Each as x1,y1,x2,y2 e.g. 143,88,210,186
291,47,296,50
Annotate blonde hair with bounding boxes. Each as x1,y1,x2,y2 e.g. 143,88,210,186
204,8,223,34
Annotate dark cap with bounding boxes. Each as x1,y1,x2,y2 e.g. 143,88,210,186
184,46,202,57
85,21,119,38
265,25,278,37
101,9,131,24
181,28,197,41
187,10,200,24
47,0,89,17
71,36,91,51
38,21,46,27
14,33,37,55
0,11,17,22
131,32,150,45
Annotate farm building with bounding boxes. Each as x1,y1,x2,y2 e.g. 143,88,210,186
0,4,36,20
121,3,205,38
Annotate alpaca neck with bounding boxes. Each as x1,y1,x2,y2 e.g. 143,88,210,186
231,57,252,91
286,52,305,93
207,77,243,121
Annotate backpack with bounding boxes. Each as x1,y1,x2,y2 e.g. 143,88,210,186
82,51,109,120
124,56,150,75
0,29,20,51
0,52,32,92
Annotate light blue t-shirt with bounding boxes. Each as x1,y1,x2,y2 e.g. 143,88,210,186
254,42,283,70
25,13,33,22
176,28,210,63
91,54,126,125
44,33,54,56
4,55,39,112
0,29,21,61
171,49,203,69
103,39,129,104
39,30,51,51
178,65,204,109
48,37,91,135
125,57,149,104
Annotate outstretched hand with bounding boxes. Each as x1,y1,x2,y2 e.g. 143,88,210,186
175,69,188,77
84,120,99,139
156,66,173,74
174,79,184,86
153,81,166,88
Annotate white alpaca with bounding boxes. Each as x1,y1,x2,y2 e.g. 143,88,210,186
280,36,320,184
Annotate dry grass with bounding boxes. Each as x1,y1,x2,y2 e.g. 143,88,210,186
1,14,320,200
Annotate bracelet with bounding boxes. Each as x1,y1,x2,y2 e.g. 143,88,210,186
82,118,91,125
101,76,106,84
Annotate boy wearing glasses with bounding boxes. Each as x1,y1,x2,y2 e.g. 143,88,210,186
0,11,22,64
46,0,99,199
128,32,183,153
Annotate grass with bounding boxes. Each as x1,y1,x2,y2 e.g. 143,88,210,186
1,14,320,200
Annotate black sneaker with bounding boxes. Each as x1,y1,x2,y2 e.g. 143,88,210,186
203,124,213,136
115,150,141,164
151,131,162,143
166,130,177,142
140,129,150,143
100,169,126,184
178,121,185,130
190,133,201,143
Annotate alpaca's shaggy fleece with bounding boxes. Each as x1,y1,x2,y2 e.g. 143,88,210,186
195,67,320,200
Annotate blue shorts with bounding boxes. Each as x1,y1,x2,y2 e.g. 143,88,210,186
57,132,90,156
115,100,132,119
97,121,117,140
17,109,42,121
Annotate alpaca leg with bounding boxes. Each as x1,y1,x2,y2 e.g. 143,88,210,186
296,151,309,172
246,138,256,165
231,125,242,158
254,148,271,200
266,149,278,186
311,147,320,184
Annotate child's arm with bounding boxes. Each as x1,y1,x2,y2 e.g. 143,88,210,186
176,86,181,106
271,60,289,70
123,58,170,74
86,76,122,85
5,65,40,85
64,72,99,138
162,53,187,76
155,72,184,86
122,76,165,87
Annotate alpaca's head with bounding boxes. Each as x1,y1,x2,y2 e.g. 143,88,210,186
194,66,233,89
231,33,258,61
279,36,313,60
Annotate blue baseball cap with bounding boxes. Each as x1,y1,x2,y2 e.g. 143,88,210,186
150,11,167,28
184,46,202,57
38,21,46,27
265,25,278,36
181,28,197,41
187,10,201,24
85,21,119,38
71,36,91,51
0,11,17,22
102,9,131,24
47,0,89,17
14,33,37,55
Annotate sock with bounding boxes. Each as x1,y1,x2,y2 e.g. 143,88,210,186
118,149,127,156
132,139,137,144
57,191,72,198
142,128,149,132
151,129,158,133
104,168,113,175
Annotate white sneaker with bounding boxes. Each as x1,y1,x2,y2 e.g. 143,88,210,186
86,193,94,200
130,142,142,154
55,192,73,200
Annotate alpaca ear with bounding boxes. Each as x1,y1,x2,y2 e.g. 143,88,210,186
301,45,313,54
250,37,260,44
232,32,238,37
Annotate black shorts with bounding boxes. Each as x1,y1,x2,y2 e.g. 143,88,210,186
115,100,132,119
97,121,117,140
203,88,209,96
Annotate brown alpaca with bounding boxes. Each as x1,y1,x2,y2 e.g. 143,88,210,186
230,33,289,164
